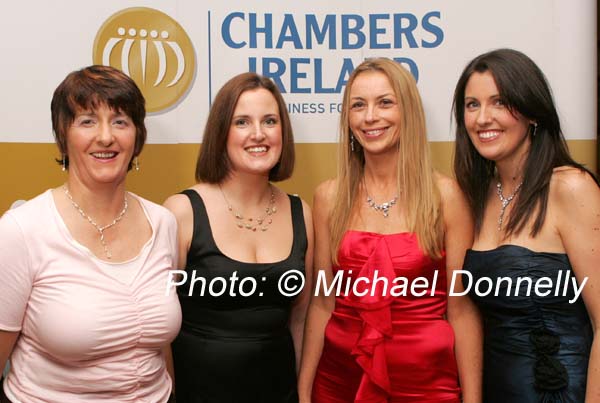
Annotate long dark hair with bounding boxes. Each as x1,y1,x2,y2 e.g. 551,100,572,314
453,48,598,236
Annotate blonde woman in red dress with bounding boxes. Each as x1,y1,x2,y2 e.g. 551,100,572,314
298,58,482,403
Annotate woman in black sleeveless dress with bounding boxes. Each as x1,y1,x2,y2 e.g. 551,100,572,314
165,72,313,403
453,48,600,402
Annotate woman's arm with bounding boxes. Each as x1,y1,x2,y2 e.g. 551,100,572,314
163,193,194,270
297,181,336,403
163,192,195,394
0,212,35,379
289,199,314,372
162,345,176,391
553,169,600,402
439,175,483,403
0,331,19,378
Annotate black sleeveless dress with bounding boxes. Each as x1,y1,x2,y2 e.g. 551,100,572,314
172,190,306,403
463,245,592,403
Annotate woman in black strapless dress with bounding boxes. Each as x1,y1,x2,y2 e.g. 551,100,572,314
453,48,600,402
164,72,313,403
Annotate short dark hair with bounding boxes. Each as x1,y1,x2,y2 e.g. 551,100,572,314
195,72,295,183
51,65,146,170
453,48,598,236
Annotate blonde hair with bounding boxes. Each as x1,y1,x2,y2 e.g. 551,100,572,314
330,58,443,262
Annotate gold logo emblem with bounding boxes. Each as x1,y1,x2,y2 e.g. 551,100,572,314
93,7,195,113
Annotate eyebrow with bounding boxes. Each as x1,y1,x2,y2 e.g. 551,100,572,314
74,111,96,118
74,111,131,121
350,93,395,99
232,113,280,118
464,94,500,99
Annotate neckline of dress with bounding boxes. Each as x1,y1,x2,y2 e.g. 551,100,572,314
345,229,414,237
194,189,296,266
468,243,567,256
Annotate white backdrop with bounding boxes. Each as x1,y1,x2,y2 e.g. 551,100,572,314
0,0,596,144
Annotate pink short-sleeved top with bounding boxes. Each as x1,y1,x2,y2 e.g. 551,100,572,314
0,190,182,403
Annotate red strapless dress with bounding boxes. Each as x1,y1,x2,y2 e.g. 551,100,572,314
312,231,461,403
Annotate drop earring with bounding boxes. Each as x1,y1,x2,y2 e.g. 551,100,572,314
62,155,66,172
350,134,355,152
134,157,140,171
531,122,538,137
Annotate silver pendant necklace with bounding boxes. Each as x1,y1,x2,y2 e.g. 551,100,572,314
63,185,128,259
496,181,523,231
364,181,398,218
219,184,277,232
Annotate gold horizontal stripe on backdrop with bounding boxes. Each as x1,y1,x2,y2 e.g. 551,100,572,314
0,140,597,214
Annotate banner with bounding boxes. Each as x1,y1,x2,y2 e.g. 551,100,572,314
1,0,596,144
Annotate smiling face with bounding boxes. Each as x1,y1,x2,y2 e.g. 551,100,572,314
464,71,531,165
66,103,136,187
226,88,283,177
348,71,401,157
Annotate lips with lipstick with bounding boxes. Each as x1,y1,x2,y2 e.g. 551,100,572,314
477,130,501,142
245,145,269,154
362,128,387,138
91,151,118,160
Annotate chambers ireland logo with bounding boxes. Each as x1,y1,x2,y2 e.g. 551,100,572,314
93,7,195,113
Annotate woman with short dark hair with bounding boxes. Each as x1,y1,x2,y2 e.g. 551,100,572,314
0,65,181,402
454,48,600,402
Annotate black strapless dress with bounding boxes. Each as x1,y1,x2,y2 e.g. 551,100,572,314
172,190,307,403
463,245,592,403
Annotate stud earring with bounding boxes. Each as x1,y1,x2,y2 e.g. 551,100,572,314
134,157,140,171
62,155,66,172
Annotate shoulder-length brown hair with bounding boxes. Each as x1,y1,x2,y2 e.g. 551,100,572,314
51,65,146,170
330,58,443,262
195,72,295,183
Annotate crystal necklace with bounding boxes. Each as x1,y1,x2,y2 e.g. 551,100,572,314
496,181,523,231
364,181,398,218
63,185,128,259
219,184,277,231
